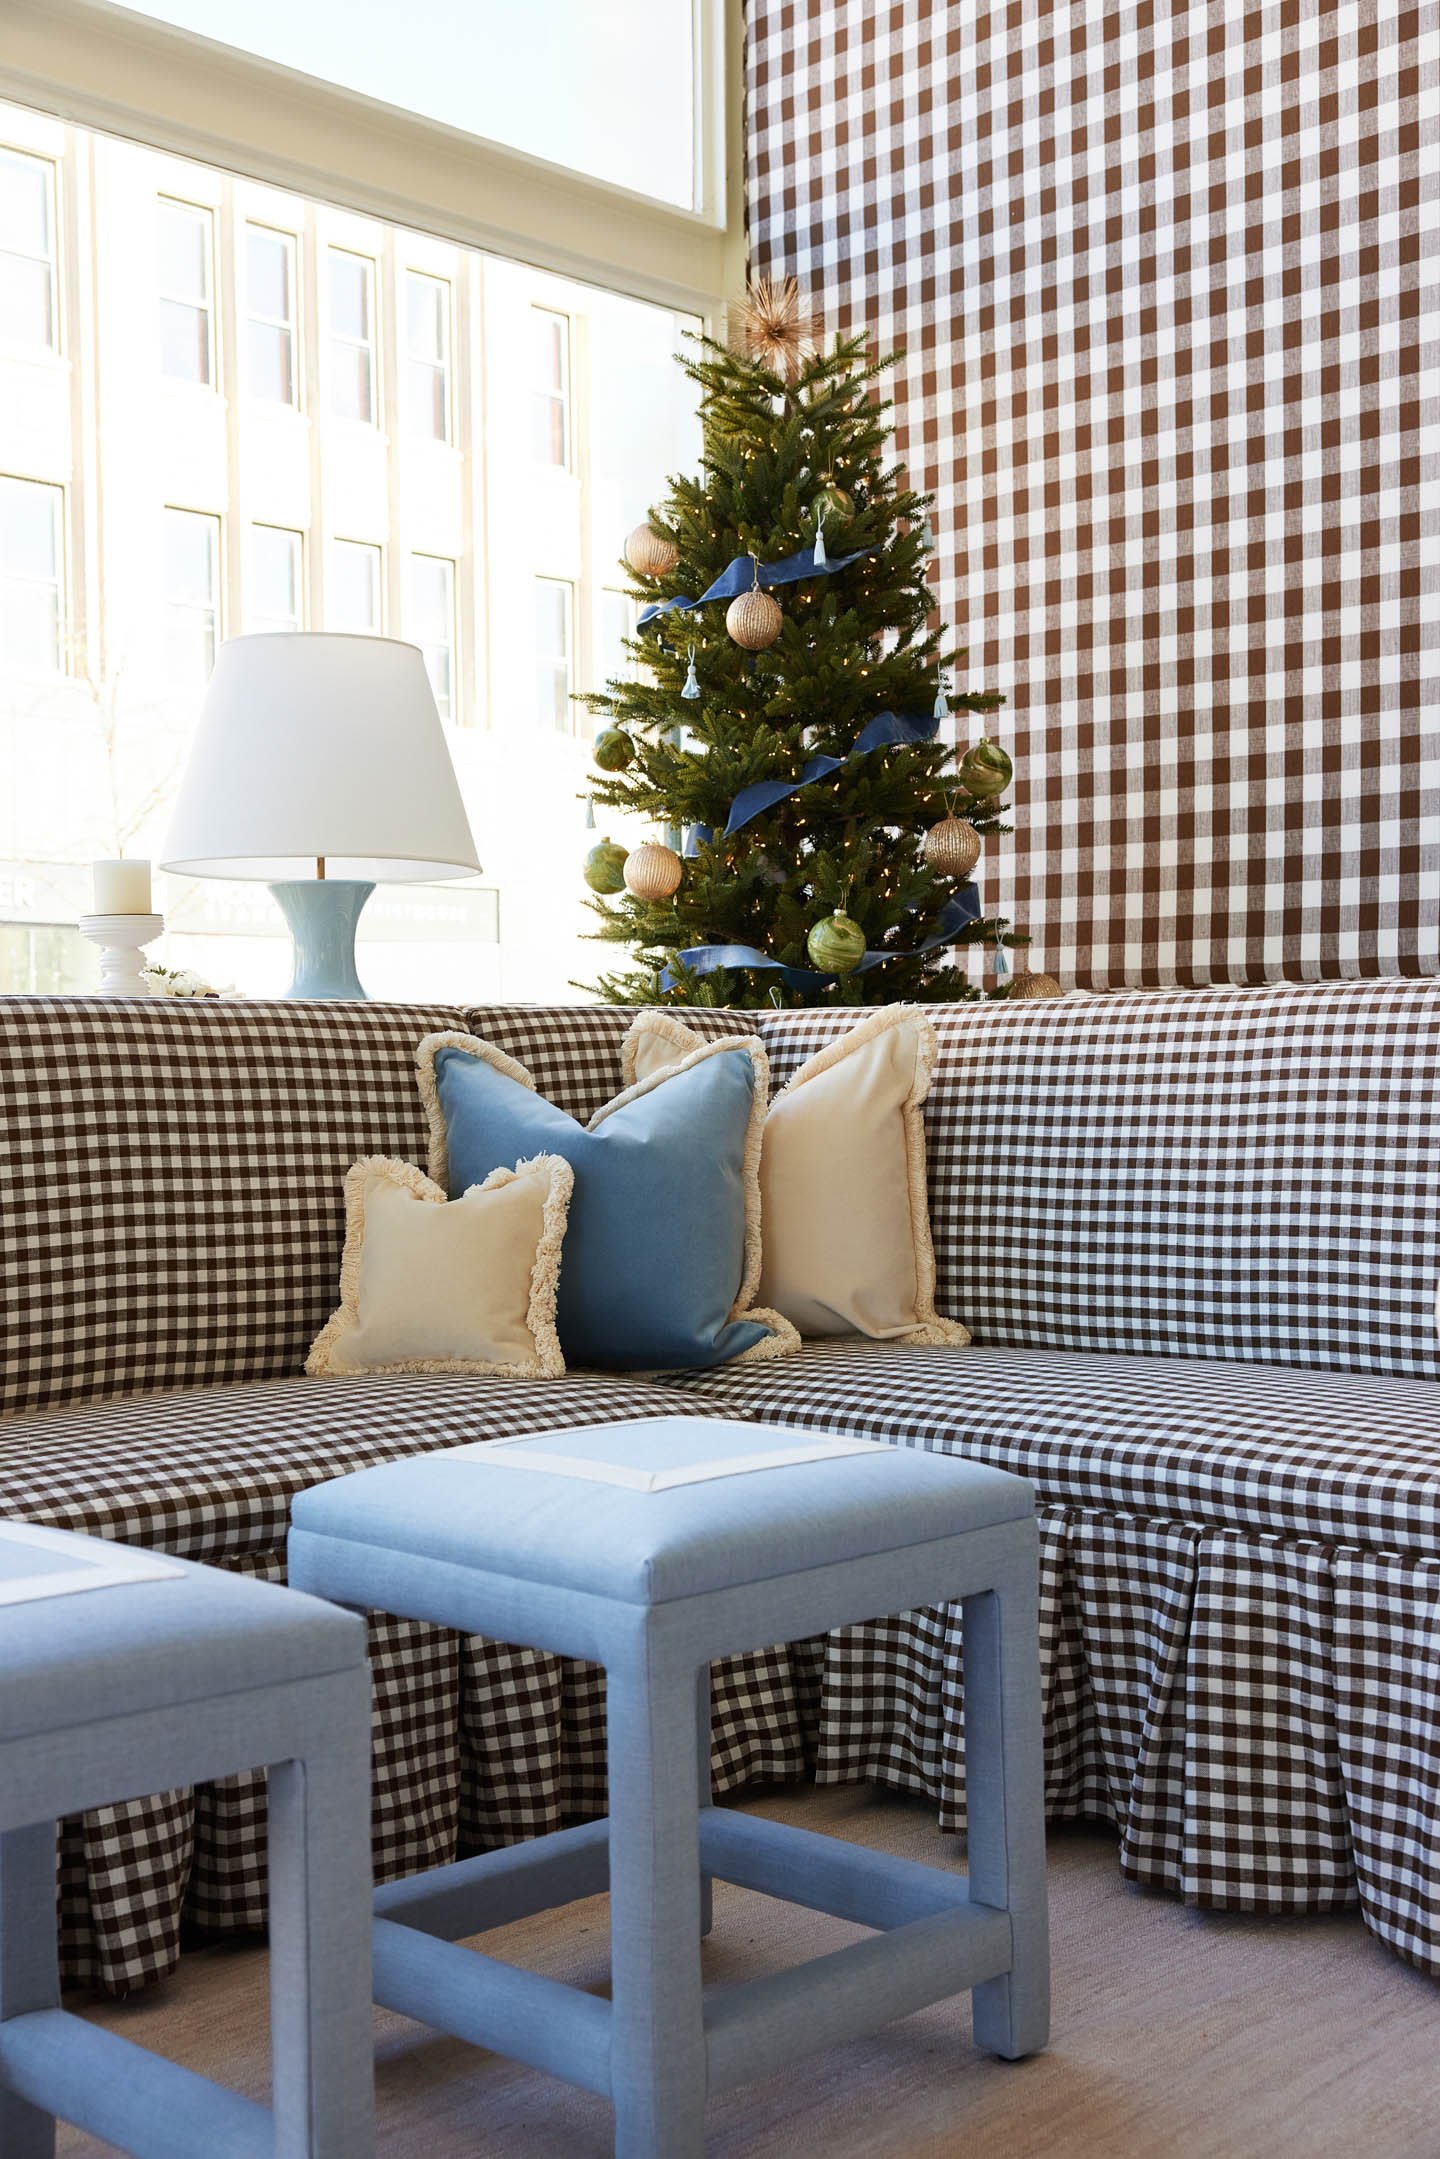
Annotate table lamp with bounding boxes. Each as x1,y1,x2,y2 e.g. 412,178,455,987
161,633,481,998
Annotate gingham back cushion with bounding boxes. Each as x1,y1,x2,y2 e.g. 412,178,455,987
754,982,1440,1381
0,997,735,1416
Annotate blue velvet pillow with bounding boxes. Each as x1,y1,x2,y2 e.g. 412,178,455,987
414,1030,798,1371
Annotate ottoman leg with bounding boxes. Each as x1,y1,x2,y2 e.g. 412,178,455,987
0,1825,59,2159
607,1646,707,2159
962,1554,1051,2061
266,1670,377,2159
697,1666,714,1942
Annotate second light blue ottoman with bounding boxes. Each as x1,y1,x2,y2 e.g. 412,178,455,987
290,1414,1049,2158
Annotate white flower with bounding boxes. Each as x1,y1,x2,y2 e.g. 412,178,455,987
142,964,221,999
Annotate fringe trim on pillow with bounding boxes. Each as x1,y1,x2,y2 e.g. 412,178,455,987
414,1030,537,1190
620,1007,706,1089
304,1151,571,1378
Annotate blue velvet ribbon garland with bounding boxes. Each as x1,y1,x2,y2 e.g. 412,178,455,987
659,886,982,993
724,707,941,835
636,543,868,628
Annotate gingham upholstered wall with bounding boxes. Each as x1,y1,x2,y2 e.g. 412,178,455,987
745,1,1440,989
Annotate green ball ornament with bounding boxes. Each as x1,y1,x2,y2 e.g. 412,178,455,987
959,738,1013,800
593,728,635,773
583,836,629,895
815,480,852,519
806,907,868,978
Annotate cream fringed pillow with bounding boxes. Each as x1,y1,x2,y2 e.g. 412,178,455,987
306,1154,572,1378
623,1006,970,1347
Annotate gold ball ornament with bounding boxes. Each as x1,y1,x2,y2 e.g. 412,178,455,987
582,837,629,895
922,815,982,877
806,908,868,978
624,523,679,578
1008,970,1064,999
624,840,683,903
958,738,1013,800
725,587,783,651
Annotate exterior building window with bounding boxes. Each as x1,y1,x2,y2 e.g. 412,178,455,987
328,248,375,424
163,507,220,687
532,308,570,467
157,199,214,386
0,476,64,671
329,538,382,632
246,225,297,405
405,271,450,442
250,524,304,632
0,148,58,354
534,575,574,731
409,552,455,717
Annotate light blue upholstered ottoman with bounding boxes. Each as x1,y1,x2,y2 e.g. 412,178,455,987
290,1415,1049,2158
0,1523,375,2159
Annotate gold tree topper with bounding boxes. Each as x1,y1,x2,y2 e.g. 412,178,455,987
732,276,818,381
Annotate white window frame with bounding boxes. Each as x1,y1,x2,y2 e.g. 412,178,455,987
0,144,59,356
245,221,299,407
249,522,304,633
162,504,220,687
0,0,737,326
156,195,214,387
404,269,451,444
326,245,376,425
534,574,575,734
328,536,383,634
532,306,571,470
0,473,65,672
409,551,455,720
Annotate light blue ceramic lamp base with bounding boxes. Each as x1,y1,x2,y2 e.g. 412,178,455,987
269,880,375,1000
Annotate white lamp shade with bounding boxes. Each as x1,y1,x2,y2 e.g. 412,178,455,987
161,633,482,881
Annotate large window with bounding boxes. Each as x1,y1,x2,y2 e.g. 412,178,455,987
0,477,64,671
250,523,303,632
157,198,214,385
328,248,375,424
246,224,297,405
328,538,382,633
532,308,571,468
0,148,58,353
405,272,450,443
409,553,454,718
534,576,574,732
163,506,219,686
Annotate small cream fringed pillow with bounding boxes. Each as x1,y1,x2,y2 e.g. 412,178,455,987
623,1006,970,1347
306,1154,572,1378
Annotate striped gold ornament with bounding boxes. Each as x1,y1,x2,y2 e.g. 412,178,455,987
1008,970,1064,999
623,839,683,902
725,586,783,650
921,814,982,877
624,523,679,577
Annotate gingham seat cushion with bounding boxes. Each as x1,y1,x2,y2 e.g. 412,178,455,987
665,1340,1440,1554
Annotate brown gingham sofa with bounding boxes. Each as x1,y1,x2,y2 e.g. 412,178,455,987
4,981,1440,1993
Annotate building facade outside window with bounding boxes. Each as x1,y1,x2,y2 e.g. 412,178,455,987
246,224,297,405
157,198,214,386
250,523,303,633
532,307,570,467
0,475,64,671
409,552,454,716
0,147,58,353
327,247,375,424
534,575,574,731
328,538,382,633
405,270,449,442
163,506,220,687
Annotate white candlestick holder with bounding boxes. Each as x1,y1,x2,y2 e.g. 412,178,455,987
78,913,164,997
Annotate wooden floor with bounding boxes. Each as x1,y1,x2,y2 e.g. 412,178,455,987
56,1783,1438,2158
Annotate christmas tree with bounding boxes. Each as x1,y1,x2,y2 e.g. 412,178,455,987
582,281,1024,1009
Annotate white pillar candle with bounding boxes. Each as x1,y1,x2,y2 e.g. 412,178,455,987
92,858,152,915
